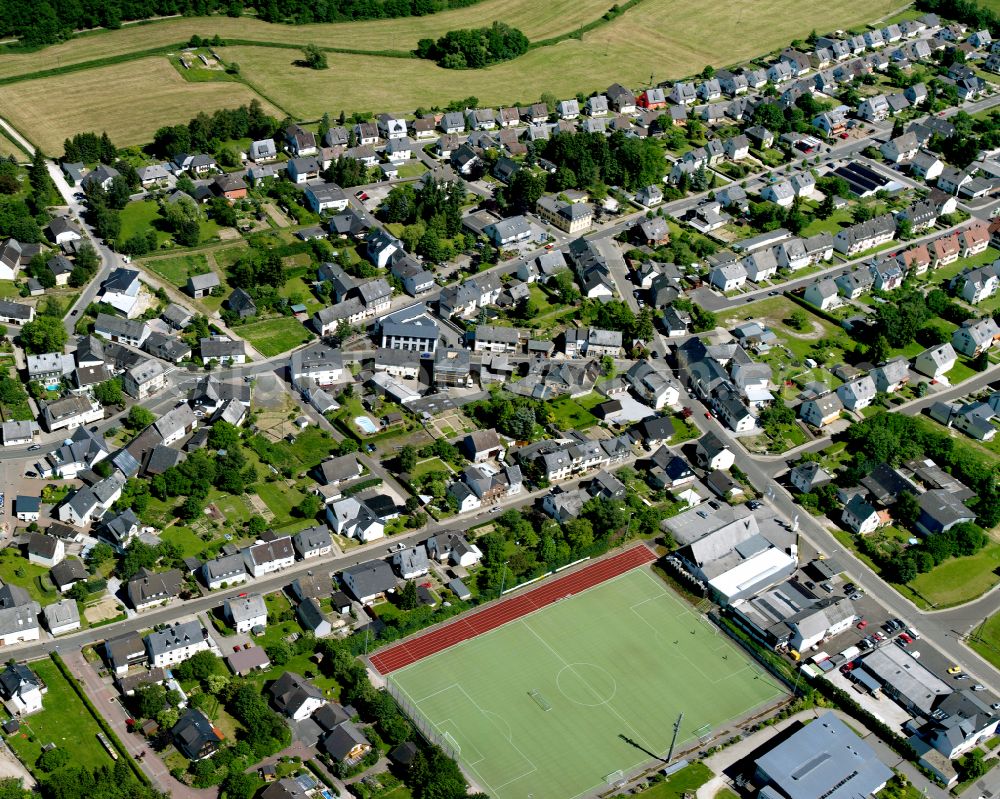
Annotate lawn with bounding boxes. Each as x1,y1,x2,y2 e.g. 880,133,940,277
412,457,453,478
119,200,167,246
278,275,322,313
905,539,1000,609
968,610,1000,673
143,253,212,287
254,480,313,531
799,208,854,238
387,568,782,799
945,359,978,387
634,764,714,798
4,658,116,776
0,549,58,605
239,316,314,357
159,525,209,560
0,58,282,153
544,392,604,429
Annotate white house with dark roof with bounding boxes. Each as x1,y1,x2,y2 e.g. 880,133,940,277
242,538,294,578
145,621,210,668
202,554,248,590
293,526,333,559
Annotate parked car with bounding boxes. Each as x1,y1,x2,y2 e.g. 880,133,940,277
856,620,868,630
947,665,962,675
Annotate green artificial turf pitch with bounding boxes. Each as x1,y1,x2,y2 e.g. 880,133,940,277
388,567,785,799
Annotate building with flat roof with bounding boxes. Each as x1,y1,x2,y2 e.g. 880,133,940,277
754,712,893,799
860,644,951,718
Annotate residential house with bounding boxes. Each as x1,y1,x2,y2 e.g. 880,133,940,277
145,621,210,668
202,554,249,590
127,568,182,610
172,709,224,761
914,343,957,378
225,594,267,634
799,393,844,427
243,538,295,578
340,560,397,604
0,664,44,715
842,494,882,534
26,534,63,568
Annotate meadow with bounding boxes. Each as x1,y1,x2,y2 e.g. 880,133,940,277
0,58,282,153
0,0,900,149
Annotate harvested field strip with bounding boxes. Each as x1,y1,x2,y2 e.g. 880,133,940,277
0,57,282,153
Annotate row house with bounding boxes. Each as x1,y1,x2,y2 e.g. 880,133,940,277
833,214,895,256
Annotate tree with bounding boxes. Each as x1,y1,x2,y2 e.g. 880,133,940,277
93,378,123,407
18,316,66,354
788,310,808,331
963,749,987,781
266,640,291,666
136,683,167,719
399,445,418,473
295,493,322,519
398,579,419,610
86,542,114,569
126,405,156,430
302,44,328,69
36,748,70,772
208,420,241,451
893,491,920,529
221,771,258,799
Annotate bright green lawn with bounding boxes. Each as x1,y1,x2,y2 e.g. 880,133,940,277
119,200,167,245
278,276,322,313
635,764,714,798
387,568,783,799
4,658,116,775
544,392,605,430
906,540,1000,609
239,316,314,357
412,457,453,478
0,550,58,605
0,281,21,298
159,526,208,559
144,253,211,287
799,208,853,238
969,610,1000,672
945,360,978,387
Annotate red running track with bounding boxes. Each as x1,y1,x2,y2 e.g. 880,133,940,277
369,543,656,675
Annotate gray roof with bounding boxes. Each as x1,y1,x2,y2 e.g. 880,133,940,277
145,620,204,657
203,553,247,582
226,593,266,625
755,712,893,799
127,568,182,607
342,559,397,599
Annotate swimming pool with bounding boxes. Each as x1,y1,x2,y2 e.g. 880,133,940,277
354,415,379,435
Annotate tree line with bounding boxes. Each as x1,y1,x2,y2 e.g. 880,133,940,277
416,21,529,68
5,0,492,45
150,100,278,160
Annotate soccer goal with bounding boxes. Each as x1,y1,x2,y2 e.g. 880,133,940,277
441,731,462,760
694,723,713,744
604,770,626,788
529,689,552,712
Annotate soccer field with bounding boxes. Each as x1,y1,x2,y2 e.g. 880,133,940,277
387,567,785,799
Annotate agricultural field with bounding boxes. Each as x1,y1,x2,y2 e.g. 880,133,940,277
0,131,28,160
0,58,282,153
2,0,897,143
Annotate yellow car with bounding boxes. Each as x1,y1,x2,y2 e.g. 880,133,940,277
947,665,963,675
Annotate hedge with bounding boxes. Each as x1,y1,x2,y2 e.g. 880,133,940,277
48,652,149,785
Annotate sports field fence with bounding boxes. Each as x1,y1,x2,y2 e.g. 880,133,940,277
385,677,460,761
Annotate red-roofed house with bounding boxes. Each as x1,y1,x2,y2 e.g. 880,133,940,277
932,234,960,267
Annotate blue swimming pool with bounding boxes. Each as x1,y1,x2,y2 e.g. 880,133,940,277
354,415,379,434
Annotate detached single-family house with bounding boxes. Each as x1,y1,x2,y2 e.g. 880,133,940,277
914,343,957,378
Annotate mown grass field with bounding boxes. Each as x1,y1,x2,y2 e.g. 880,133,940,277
228,0,898,119
2,0,898,145
0,131,29,160
5,658,116,774
0,58,282,153
239,316,314,356
0,0,615,80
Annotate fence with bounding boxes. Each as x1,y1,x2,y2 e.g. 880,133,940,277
385,677,460,762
